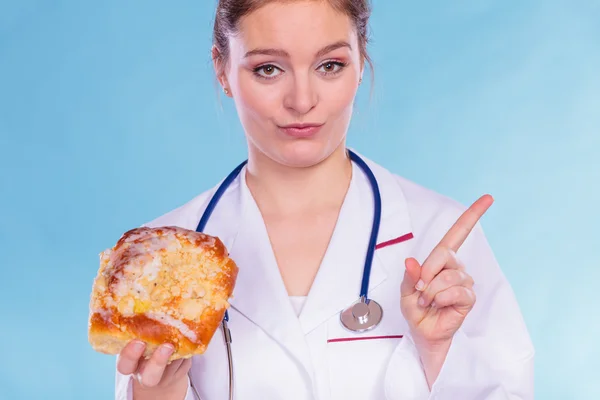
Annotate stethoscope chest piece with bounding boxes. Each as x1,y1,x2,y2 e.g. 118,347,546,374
340,296,383,332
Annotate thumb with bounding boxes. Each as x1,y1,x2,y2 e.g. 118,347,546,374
401,257,421,297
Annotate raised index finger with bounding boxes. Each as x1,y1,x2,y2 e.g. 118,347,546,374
438,194,494,252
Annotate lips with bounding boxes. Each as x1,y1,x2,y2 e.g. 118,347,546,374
278,123,324,138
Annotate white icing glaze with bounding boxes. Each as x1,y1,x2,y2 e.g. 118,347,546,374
104,296,116,308
93,307,113,322
119,297,135,316
113,274,129,297
145,312,198,342
141,256,161,281
93,226,233,343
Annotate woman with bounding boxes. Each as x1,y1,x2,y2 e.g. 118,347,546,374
115,0,534,399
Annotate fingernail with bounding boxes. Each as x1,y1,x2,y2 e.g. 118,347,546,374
160,344,174,356
415,280,425,291
132,340,145,352
431,301,437,308
418,296,426,307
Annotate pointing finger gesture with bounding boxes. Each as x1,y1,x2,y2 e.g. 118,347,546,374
400,194,494,346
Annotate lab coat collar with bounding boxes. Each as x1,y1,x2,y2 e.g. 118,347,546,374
224,167,316,383
200,150,414,382
298,151,413,334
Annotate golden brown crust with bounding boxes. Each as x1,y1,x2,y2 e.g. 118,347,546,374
88,226,238,361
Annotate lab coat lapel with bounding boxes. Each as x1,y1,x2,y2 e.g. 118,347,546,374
199,152,415,370
297,161,377,334
299,153,414,335
223,169,314,377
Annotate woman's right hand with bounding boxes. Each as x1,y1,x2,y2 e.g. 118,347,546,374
117,340,192,400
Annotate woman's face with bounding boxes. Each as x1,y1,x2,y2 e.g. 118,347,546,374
217,0,363,168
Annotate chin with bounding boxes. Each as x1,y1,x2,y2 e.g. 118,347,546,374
269,140,340,169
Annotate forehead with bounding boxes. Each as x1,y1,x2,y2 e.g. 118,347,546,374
233,1,357,53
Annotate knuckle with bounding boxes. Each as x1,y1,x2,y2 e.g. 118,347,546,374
452,287,462,301
446,248,457,262
467,275,475,287
435,291,448,306
469,288,477,303
456,270,473,285
456,255,466,269
447,249,466,270
437,245,450,259
442,271,455,284
460,287,475,303
423,292,433,304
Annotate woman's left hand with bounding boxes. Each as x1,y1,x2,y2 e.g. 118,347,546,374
400,195,494,384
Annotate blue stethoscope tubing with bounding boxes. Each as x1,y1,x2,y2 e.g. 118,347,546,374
189,149,383,399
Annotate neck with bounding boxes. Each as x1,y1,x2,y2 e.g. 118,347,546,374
245,144,353,216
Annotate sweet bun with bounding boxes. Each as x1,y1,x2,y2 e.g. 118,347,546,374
88,226,238,361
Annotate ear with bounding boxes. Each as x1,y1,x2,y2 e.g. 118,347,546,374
212,45,232,97
359,66,364,86
358,56,365,86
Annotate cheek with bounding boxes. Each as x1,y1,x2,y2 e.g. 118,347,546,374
233,73,280,123
323,78,358,119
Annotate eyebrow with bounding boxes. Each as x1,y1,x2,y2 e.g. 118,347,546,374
243,40,352,58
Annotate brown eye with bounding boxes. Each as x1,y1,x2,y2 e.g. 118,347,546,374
254,64,281,79
317,61,344,75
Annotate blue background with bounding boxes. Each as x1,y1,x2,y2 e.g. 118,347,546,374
1,1,598,399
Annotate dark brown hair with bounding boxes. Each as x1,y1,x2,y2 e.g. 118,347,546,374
212,0,373,77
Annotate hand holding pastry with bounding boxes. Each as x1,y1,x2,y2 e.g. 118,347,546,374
117,340,191,399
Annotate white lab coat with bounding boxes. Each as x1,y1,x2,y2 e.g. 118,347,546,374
115,152,534,399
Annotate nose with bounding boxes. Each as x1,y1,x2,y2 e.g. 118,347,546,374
283,74,317,115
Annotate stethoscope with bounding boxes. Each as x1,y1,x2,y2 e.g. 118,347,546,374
188,149,383,400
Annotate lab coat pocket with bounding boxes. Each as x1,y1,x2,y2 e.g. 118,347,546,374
326,293,407,400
